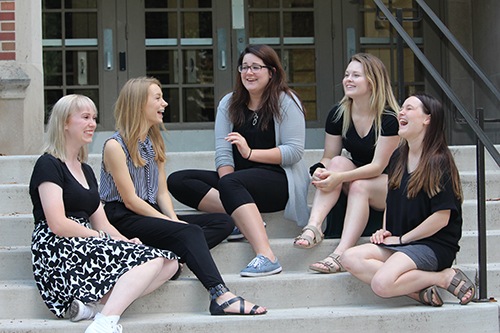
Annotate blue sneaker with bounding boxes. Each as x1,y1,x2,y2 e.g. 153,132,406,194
240,254,282,277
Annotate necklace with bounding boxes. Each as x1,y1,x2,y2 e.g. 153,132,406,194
252,111,258,126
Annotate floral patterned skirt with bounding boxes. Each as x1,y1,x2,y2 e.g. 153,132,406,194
31,217,178,318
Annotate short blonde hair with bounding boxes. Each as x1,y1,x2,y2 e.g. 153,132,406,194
114,77,167,167
335,53,399,144
43,94,97,162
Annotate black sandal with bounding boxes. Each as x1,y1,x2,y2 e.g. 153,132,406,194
170,263,183,281
210,296,267,316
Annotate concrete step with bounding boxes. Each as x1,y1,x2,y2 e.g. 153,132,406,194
1,302,498,333
2,233,500,282
0,267,495,320
2,200,499,248
2,171,499,216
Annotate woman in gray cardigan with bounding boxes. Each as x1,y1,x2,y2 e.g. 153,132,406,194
168,44,309,277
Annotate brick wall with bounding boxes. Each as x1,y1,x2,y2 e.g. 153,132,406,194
0,1,15,61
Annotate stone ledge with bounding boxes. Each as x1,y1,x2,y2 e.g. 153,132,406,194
0,61,31,99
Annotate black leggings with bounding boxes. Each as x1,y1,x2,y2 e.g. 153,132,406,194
103,201,234,290
167,168,288,215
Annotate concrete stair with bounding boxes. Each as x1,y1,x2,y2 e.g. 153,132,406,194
0,147,499,332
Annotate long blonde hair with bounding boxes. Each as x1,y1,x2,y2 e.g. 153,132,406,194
114,77,167,167
43,94,97,162
335,53,399,144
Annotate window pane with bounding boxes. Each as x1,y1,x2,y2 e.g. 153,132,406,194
43,0,62,9
44,90,64,123
283,0,313,8
181,0,212,8
183,49,213,84
146,12,178,39
162,88,179,123
249,12,279,38
147,50,178,84
292,86,316,121
181,12,212,38
65,51,98,86
43,51,63,86
65,12,97,39
249,0,279,8
283,12,314,37
65,0,97,9
183,87,214,122
43,13,62,39
286,49,315,83
146,0,177,8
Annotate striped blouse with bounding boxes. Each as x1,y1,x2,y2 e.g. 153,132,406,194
99,132,159,205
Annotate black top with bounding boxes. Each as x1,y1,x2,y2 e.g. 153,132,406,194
385,148,463,271
232,107,285,174
30,153,100,222
325,105,399,167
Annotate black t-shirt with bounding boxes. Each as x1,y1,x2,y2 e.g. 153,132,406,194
385,149,463,270
325,105,399,167
232,107,285,174
29,153,100,222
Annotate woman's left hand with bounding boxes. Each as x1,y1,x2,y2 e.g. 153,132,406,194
226,132,251,159
312,170,342,191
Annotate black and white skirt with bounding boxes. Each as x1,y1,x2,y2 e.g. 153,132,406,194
31,217,178,318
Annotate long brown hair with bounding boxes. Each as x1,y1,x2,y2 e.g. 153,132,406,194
228,44,305,130
388,93,462,201
335,53,399,144
114,77,167,167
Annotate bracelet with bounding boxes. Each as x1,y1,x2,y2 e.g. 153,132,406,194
399,235,403,245
208,283,230,300
309,162,325,176
246,149,252,160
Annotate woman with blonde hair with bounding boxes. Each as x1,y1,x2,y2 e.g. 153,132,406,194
100,77,266,315
342,93,474,306
30,94,179,333
294,53,400,275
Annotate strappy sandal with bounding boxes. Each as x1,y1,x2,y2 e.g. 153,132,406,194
210,296,267,316
446,268,476,305
170,263,183,281
309,252,346,273
418,285,443,307
293,225,324,249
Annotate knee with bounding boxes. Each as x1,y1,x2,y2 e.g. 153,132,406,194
348,179,369,197
167,170,186,190
327,156,351,171
341,247,363,273
370,274,393,298
218,173,241,192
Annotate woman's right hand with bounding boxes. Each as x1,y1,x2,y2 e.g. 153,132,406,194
370,229,392,244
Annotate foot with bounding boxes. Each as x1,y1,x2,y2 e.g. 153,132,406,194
444,268,475,305
240,254,282,277
309,252,344,273
85,313,122,333
214,292,267,315
418,286,443,307
68,299,99,322
293,225,323,248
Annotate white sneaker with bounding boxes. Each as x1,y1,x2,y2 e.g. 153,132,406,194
85,313,122,333
69,299,98,322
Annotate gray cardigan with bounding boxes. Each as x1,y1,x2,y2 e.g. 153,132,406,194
215,92,310,226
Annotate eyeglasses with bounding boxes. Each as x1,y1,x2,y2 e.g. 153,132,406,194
238,64,271,73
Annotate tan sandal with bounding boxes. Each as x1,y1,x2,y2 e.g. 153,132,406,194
418,285,443,307
309,253,346,273
293,225,324,249
446,268,476,305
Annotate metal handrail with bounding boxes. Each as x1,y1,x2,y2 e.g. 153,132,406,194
372,0,500,301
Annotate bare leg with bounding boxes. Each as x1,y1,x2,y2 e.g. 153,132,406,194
197,188,226,213
100,258,178,316
310,175,388,270
232,203,275,261
295,156,356,247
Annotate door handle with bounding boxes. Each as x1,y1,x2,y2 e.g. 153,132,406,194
103,29,113,71
217,28,227,70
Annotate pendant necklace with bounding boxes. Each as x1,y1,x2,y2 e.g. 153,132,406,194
252,110,259,126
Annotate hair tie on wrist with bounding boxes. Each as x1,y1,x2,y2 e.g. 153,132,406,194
309,162,325,176
246,149,252,160
399,235,403,245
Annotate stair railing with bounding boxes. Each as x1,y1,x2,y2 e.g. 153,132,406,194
373,0,500,301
